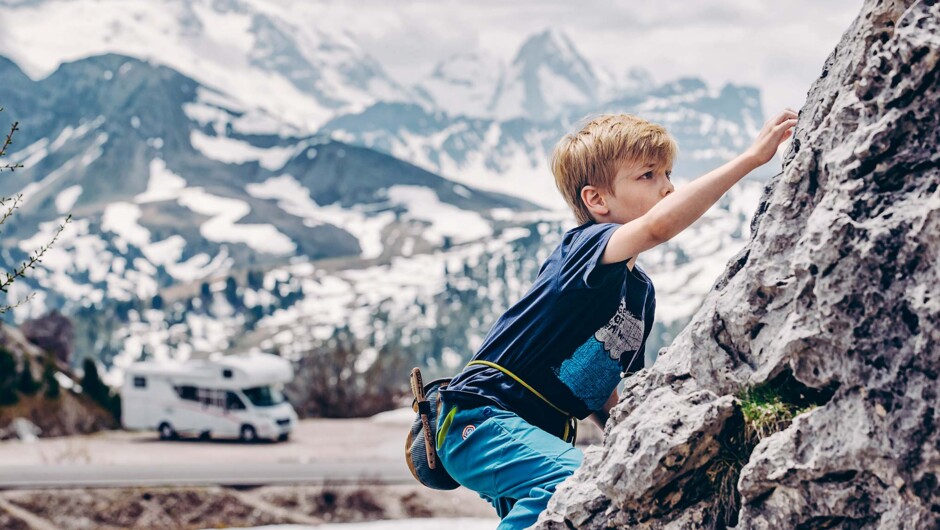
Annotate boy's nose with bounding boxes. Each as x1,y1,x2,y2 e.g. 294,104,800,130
662,181,675,197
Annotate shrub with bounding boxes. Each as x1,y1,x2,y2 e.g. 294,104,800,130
289,327,408,418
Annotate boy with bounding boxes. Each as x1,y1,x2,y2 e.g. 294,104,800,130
437,110,798,529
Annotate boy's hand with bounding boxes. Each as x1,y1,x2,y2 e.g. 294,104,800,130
744,108,798,166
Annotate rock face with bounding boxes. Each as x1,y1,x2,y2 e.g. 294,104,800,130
21,310,75,365
536,1,940,528
0,324,116,440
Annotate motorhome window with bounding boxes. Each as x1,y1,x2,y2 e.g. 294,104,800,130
133,376,147,388
175,385,198,401
198,387,225,408
226,392,246,411
222,369,233,379
242,385,286,407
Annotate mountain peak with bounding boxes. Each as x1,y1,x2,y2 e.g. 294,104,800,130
488,28,598,122
524,28,575,49
512,28,593,79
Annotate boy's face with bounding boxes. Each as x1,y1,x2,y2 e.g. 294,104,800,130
587,158,675,224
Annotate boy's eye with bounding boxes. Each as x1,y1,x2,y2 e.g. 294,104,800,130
641,172,653,179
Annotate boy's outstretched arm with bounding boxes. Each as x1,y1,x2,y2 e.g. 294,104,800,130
601,109,798,265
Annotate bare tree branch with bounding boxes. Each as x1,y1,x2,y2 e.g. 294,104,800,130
0,120,23,172
0,106,71,313
0,214,72,294
0,194,23,236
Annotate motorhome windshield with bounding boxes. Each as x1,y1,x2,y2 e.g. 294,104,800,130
242,386,285,407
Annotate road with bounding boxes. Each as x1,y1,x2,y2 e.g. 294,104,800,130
0,409,417,489
0,408,604,490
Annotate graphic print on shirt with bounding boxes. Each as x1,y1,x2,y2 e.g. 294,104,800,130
594,298,645,360
553,298,645,411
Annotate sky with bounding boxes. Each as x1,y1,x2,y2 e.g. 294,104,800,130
330,0,864,117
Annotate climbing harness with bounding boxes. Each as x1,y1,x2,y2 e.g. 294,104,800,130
465,360,578,444
405,360,579,490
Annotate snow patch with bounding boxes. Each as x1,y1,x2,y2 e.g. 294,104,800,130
387,185,491,244
5,138,49,167
247,174,393,259
190,130,296,171
178,188,296,255
55,185,82,213
135,159,187,203
102,202,150,251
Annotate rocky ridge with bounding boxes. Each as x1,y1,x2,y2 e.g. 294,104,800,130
537,1,940,528
0,322,115,440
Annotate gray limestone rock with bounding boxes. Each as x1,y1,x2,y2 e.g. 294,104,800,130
536,0,940,528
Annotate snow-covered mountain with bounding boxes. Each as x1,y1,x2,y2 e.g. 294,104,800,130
0,1,774,394
415,29,658,122
0,0,741,127
0,0,421,130
490,29,608,121
0,53,534,321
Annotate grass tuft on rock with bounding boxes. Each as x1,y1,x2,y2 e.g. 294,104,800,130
706,373,833,529
738,383,817,446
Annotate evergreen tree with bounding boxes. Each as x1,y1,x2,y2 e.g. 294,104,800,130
17,359,39,395
246,269,264,290
224,276,240,308
81,358,121,421
0,347,17,405
82,359,107,405
109,392,122,423
43,357,60,399
200,281,212,299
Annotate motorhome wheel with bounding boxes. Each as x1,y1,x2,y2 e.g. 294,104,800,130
158,422,177,440
240,425,257,442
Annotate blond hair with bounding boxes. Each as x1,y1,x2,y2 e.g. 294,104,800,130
550,114,678,224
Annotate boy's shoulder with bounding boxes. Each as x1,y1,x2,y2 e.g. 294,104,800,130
538,221,627,291
564,220,621,239
560,221,622,255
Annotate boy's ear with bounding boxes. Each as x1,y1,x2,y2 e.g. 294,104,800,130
581,185,609,217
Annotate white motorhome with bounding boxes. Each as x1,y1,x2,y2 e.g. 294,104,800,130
121,353,298,442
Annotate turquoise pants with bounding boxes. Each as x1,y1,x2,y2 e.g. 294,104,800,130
436,402,583,529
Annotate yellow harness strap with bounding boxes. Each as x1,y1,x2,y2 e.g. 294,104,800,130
436,403,457,450
466,360,577,444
